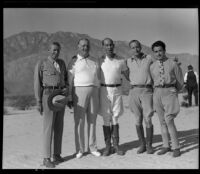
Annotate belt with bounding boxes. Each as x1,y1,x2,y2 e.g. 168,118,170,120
155,84,176,88
43,86,64,90
101,84,121,87
131,84,152,88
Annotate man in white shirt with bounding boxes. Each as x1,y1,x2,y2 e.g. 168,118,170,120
67,38,101,158
184,65,198,106
99,38,129,156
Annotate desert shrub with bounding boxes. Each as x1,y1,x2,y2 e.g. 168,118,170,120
7,95,36,110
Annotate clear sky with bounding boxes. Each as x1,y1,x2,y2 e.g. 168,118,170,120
3,8,198,55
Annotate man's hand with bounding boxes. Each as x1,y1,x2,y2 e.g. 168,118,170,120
37,102,43,115
67,100,74,109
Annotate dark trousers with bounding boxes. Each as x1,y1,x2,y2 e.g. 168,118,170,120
187,85,198,106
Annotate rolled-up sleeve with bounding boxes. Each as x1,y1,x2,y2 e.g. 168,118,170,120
34,61,43,103
174,63,184,91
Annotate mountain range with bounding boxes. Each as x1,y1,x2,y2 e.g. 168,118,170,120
4,31,199,96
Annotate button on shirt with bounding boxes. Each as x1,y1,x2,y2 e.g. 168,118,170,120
100,55,128,84
150,57,184,91
34,56,67,102
126,54,154,85
68,54,100,87
158,60,165,86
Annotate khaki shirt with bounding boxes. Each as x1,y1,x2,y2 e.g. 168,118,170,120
150,57,184,91
34,57,67,103
126,53,154,85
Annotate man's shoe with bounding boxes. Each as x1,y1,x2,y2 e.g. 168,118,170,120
43,158,56,168
136,125,146,154
172,149,181,157
91,151,101,157
76,152,83,159
53,154,64,164
137,145,146,154
157,147,171,155
146,144,154,154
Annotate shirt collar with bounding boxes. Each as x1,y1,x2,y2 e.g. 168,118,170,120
131,53,146,61
48,56,56,64
157,56,168,63
105,53,117,60
77,54,89,61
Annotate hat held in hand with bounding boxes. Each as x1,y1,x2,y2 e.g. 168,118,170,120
48,89,70,111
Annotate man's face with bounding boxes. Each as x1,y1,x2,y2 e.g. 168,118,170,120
49,44,60,60
78,39,90,57
103,39,114,56
129,41,141,57
153,46,166,60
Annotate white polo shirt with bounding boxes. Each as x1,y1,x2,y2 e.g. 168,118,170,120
100,55,128,84
68,54,100,87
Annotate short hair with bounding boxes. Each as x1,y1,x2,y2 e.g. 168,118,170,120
52,42,61,49
78,38,90,45
188,65,193,70
151,40,166,51
128,40,141,48
102,38,114,46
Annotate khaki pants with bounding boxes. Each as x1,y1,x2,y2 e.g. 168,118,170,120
153,87,180,149
129,87,154,127
42,91,65,158
73,86,99,153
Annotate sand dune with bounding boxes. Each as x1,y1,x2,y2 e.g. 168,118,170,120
3,96,199,169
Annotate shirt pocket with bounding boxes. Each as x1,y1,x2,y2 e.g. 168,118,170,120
43,69,56,76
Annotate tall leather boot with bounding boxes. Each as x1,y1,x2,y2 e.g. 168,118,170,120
111,124,125,156
102,125,112,156
146,125,154,154
136,125,146,154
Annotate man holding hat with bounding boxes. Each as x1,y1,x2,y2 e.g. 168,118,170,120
34,42,68,168
184,65,198,106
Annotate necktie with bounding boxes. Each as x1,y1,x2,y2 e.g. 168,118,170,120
158,60,165,86
54,61,61,73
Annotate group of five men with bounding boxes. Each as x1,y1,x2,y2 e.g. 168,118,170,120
34,38,184,168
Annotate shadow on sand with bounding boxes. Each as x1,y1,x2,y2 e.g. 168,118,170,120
99,128,199,155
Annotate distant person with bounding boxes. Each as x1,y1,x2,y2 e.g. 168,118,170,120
126,40,155,154
99,38,129,156
150,40,184,157
34,42,67,168
184,65,198,106
67,38,101,159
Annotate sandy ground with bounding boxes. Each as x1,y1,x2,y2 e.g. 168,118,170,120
3,95,199,169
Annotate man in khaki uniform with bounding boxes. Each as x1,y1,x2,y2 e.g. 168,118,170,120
67,38,101,159
99,38,129,156
126,40,155,154
150,40,184,157
34,42,67,168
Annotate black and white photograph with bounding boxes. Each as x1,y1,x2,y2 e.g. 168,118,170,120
3,8,199,169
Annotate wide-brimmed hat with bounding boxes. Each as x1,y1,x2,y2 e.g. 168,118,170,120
47,89,69,112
